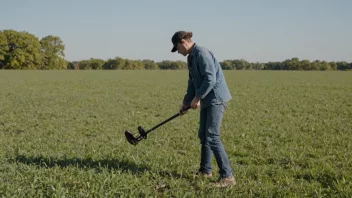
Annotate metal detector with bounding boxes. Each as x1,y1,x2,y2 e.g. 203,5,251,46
124,106,191,145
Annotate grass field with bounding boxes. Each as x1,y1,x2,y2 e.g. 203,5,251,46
0,70,351,197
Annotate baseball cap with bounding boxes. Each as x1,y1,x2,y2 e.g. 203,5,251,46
171,31,188,52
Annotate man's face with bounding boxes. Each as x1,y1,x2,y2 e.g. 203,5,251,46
176,40,187,56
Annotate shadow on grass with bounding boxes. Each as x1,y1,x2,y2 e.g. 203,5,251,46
10,155,150,175
8,155,192,180
10,155,195,181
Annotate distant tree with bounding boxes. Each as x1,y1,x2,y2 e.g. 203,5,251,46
40,35,66,69
282,58,300,70
232,59,250,70
89,58,105,70
220,60,234,70
310,60,321,70
264,62,282,70
102,57,124,70
103,58,118,70
78,60,91,70
142,59,159,70
319,61,332,71
329,62,337,70
158,60,187,70
300,60,311,70
123,59,143,70
0,30,41,69
252,62,264,70
336,61,349,70
0,31,8,69
67,61,80,70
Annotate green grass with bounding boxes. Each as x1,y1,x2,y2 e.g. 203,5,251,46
0,70,351,197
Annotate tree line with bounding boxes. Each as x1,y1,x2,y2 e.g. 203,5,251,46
1,29,351,71
220,58,352,71
67,59,188,70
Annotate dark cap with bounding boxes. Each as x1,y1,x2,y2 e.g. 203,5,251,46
171,31,190,52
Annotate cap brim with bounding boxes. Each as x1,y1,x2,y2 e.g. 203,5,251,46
171,45,177,52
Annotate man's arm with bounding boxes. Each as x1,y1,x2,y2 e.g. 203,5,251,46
182,73,195,106
195,51,216,99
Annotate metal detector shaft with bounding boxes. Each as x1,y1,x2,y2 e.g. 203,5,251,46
125,106,191,145
145,106,191,134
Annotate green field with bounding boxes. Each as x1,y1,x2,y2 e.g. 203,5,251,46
0,70,351,197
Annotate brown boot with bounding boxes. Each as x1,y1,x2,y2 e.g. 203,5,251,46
193,170,212,178
211,176,236,188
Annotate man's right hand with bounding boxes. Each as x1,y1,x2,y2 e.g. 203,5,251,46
179,103,189,115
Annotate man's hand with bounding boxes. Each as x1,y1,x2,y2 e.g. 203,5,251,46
191,96,200,109
179,103,189,115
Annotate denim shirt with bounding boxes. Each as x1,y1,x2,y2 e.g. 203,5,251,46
183,43,232,108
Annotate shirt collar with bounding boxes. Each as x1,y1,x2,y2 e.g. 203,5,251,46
189,43,198,57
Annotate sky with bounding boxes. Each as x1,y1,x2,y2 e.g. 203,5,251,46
1,0,351,63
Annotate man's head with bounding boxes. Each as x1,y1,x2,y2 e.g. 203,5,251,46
171,31,194,56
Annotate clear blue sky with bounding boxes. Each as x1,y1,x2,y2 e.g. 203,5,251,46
1,0,351,62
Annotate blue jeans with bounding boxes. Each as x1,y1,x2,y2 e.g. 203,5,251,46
198,103,232,178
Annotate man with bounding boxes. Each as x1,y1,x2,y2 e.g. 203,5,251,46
171,31,235,188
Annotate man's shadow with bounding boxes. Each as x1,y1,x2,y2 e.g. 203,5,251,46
10,155,191,180
11,154,150,174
